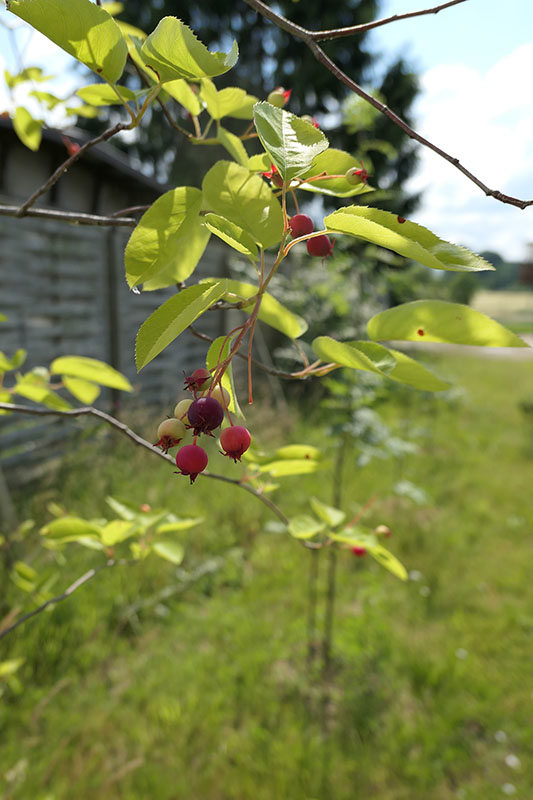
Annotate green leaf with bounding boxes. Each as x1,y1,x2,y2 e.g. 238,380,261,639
247,153,271,172
0,659,25,679
140,17,238,83
325,207,494,273
135,281,227,370
298,149,373,197
367,544,408,581
13,107,42,151
29,89,62,109
258,459,322,477
253,102,329,182
65,104,100,119
367,301,529,347
100,520,137,546
106,496,136,521
310,497,346,528
202,161,283,250
6,66,52,87
76,83,137,106
0,349,26,373
164,79,201,115
7,0,128,83
152,540,185,565
13,377,72,410
155,519,203,534
203,214,258,260
287,515,326,540
217,125,249,167
41,516,102,540
330,526,377,547
50,356,133,391
206,336,244,418
13,561,38,582
200,79,257,119
62,377,101,404
384,348,450,392
312,336,396,376
125,187,210,289
275,444,321,460
202,278,307,339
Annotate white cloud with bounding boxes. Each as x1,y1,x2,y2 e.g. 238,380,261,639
407,44,533,261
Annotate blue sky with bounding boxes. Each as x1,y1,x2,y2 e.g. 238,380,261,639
1,0,532,262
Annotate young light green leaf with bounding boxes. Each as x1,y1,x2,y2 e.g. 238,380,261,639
367,300,529,347
206,335,244,418
200,79,257,119
330,526,377,547
384,348,450,392
13,107,42,151
253,102,329,182
152,540,185,565
275,444,321,461
50,356,133,390
203,213,258,260
0,659,25,679
63,377,101,404
202,161,283,249
6,66,52,88
13,379,72,411
156,519,203,534
41,516,102,540
310,497,346,528
324,206,494,272
141,17,238,83
258,459,322,477
29,89,62,109
247,152,271,172
135,282,227,370
76,83,137,106
106,496,136,521
100,520,137,546
0,349,26,373
202,278,307,339
298,149,373,197
367,544,408,581
287,515,326,540
164,79,201,115
125,187,210,289
217,125,249,167
65,105,100,119
7,0,128,83
312,336,396,376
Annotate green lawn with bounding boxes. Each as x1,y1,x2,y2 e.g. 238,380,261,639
1,353,533,800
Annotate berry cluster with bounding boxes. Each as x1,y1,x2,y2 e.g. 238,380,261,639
155,368,252,484
287,213,334,259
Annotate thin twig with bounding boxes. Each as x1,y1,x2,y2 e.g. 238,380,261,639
242,0,533,209
16,122,129,216
0,204,137,227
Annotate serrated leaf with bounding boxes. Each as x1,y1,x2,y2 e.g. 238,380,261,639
62,377,101,404
7,0,128,83
287,515,326,540
100,520,137,546
135,281,227,370
164,79,201,115
202,161,283,250
13,107,42,151
310,497,346,528
325,207,494,273
298,149,374,197
258,459,322,477
217,125,249,167
152,540,185,565
76,83,137,106
50,356,133,390
312,336,396,376
367,300,529,348
206,335,244,418
41,516,102,540
203,214,258,260
140,17,238,83
253,102,329,182
0,349,26,373
275,444,321,460
125,186,210,289
202,278,307,339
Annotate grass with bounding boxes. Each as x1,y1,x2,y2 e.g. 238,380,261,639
472,289,533,332
1,352,533,800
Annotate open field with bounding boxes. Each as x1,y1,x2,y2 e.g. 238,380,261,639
1,352,533,800
472,290,533,333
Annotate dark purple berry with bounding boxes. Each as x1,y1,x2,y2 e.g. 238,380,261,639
188,396,224,435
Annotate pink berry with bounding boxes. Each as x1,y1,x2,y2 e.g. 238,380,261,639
289,214,314,237
184,368,212,392
306,235,334,258
176,444,208,484
220,425,251,462
351,546,367,557
187,396,224,435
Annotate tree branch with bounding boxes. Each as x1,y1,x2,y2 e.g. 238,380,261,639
242,0,533,209
0,204,137,227
16,121,129,216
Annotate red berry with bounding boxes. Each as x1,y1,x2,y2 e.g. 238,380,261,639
306,235,334,258
351,546,367,557
289,214,314,237
220,425,251,462
176,444,208,484
187,396,224,435
184,368,212,392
